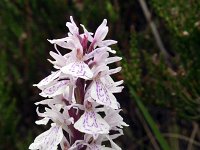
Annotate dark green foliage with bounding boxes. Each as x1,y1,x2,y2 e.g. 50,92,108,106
0,0,200,149
0,0,76,149
147,0,200,119
0,51,19,149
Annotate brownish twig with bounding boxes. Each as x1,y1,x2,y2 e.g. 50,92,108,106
138,0,171,62
187,122,199,150
135,109,160,150
131,132,200,149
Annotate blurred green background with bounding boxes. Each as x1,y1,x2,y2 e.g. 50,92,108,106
0,0,200,149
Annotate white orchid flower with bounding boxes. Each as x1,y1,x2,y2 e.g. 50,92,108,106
30,16,127,150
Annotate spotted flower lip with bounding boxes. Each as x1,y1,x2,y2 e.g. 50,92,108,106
90,79,120,109
30,16,127,150
61,61,93,80
74,109,110,136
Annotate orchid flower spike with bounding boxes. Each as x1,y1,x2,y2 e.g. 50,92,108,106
30,16,128,150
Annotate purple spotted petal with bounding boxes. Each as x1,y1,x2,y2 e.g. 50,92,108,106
40,80,69,97
61,61,93,80
74,110,109,135
91,80,119,109
34,71,61,87
29,124,63,150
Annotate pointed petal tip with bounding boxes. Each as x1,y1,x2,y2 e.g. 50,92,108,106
103,19,107,24
47,39,53,44
110,49,116,54
70,16,73,21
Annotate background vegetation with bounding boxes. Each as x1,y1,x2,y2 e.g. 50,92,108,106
0,0,200,149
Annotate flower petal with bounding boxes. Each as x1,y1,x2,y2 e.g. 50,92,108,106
91,80,119,109
74,110,110,135
84,47,110,60
108,67,122,75
66,16,79,35
48,51,66,68
80,24,94,42
48,37,68,43
34,71,61,87
95,27,108,42
97,40,117,47
61,61,93,80
29,124,63,150
104,109,128,128
39,80,69,97
94,19,108,42
35,117,50,125
105,56,122,65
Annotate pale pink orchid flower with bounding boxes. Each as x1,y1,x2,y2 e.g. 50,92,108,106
30,16,127,150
